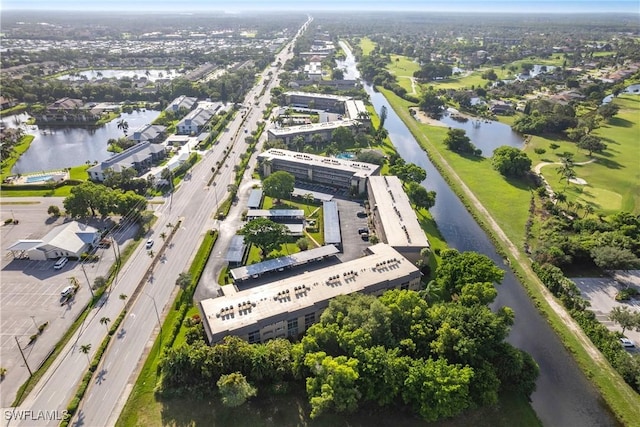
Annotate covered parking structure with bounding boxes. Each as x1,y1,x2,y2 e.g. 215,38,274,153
6,240,42,259
231,245,339,282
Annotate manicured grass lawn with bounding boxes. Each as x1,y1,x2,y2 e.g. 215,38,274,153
358,37,376,56
386,55,420,93
1,135,34,179
524,94,640,215
69,164,90,180
381,88,532,247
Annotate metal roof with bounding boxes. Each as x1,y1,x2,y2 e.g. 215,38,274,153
323,201,341,245
292,188,333,202
247,189,263,209
231,245,339,281
226,235,247,263
7,240,43,251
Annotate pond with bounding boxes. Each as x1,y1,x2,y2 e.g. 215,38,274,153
438,110,525,157
602,83,640,104
57,69,181,82
8,109,160,174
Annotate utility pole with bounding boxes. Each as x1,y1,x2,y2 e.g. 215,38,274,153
15,336,32,376
142,291,162,335
80,264,95,298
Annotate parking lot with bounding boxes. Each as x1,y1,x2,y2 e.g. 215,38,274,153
0,200,119,406
572,271,640,353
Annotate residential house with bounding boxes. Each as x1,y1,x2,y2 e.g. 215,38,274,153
176,107,216,135
130,124,167,144
88,141,166,182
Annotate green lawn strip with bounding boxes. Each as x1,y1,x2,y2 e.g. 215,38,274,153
386,55,420,93
117,230,217,427
0,104,28,117
68,165,90,181
379,87,640,425
358,37,376,56
1,135,35,179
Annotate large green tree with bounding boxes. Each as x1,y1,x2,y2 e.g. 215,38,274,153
239,218,289,259
577,134,607,156
434,249,505,299
262,171,295,203
63,181,107,217
406,182,436,210
389,162,427,184
443,128,479,155
491,146,532,177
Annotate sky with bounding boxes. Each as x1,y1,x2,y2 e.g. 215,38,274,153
2,0,639,13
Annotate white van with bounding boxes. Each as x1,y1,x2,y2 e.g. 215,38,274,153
53,257,68,270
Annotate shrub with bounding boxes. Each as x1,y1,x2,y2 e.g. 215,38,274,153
616,287,639,301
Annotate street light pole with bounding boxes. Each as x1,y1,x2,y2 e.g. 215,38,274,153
80,263,95,298
142,291,162,334
14,336,32,376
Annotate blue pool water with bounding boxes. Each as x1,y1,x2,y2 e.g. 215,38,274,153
336,152,355,160
26,175,53,183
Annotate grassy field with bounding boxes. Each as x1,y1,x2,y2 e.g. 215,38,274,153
1,135,35,179
524,94,640,215
358,37,376,56
386,55,421,93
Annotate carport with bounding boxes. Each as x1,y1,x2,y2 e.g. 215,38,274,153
6,240,43,259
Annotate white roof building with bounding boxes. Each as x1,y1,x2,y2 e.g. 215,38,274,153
7,221,99,261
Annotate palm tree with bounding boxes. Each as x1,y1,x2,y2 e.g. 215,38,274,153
583,204,595,218
100,317,111,331
160,232,167,240
117,119,129,137
554,191,567,206
556,155,576,184
79,344,92,362
119,294,128,305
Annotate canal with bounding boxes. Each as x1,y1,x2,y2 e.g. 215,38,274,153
339,41,617,427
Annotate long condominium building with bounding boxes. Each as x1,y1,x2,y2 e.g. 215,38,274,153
367,176,430,264
267,119,359,144
199,243,422,344
257,148,380,194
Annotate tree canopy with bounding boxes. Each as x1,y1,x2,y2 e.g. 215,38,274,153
406,182,436,210
491,146,532,177
443,128,480,156
262,171,295,202
239,218,289,258
63,181,147,218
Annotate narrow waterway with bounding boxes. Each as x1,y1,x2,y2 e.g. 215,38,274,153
339,41,618,427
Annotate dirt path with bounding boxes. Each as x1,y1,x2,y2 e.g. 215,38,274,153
410,123,608,365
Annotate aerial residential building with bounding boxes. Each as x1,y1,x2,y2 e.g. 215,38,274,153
304,62,323,80
367,176,430,265
199,243,422,344
87,141,166,182
258,148,380,194
130,124,167,144
35,97,100,124
284,91,350,113
176,107,216,135
267,119,360,145
165,95,197,114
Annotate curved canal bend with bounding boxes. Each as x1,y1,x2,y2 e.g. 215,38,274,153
338,42,617,427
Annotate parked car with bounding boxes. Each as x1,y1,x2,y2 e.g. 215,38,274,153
361,232,369,241
358,227,369,234
620,338,636,348
53,257,68,270
356,210,366,218
145,239,154,249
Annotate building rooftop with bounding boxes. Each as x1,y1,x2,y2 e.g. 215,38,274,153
231,245,340,281
226,235,247,264
285,91,351,102
369,176,430,249
166,95,197,113
268,119,358,137
323,201,341,245
88,141,165,174
202,244,419,338
247,189,263,209
246,209,304,218
258,148,380,179
344,100,368,120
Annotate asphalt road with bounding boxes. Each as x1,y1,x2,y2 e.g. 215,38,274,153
68,18,307,427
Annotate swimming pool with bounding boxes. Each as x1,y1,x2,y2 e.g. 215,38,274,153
336,152,355,160
25,175,54,183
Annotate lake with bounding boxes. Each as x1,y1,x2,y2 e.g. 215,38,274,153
7,110,160,174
